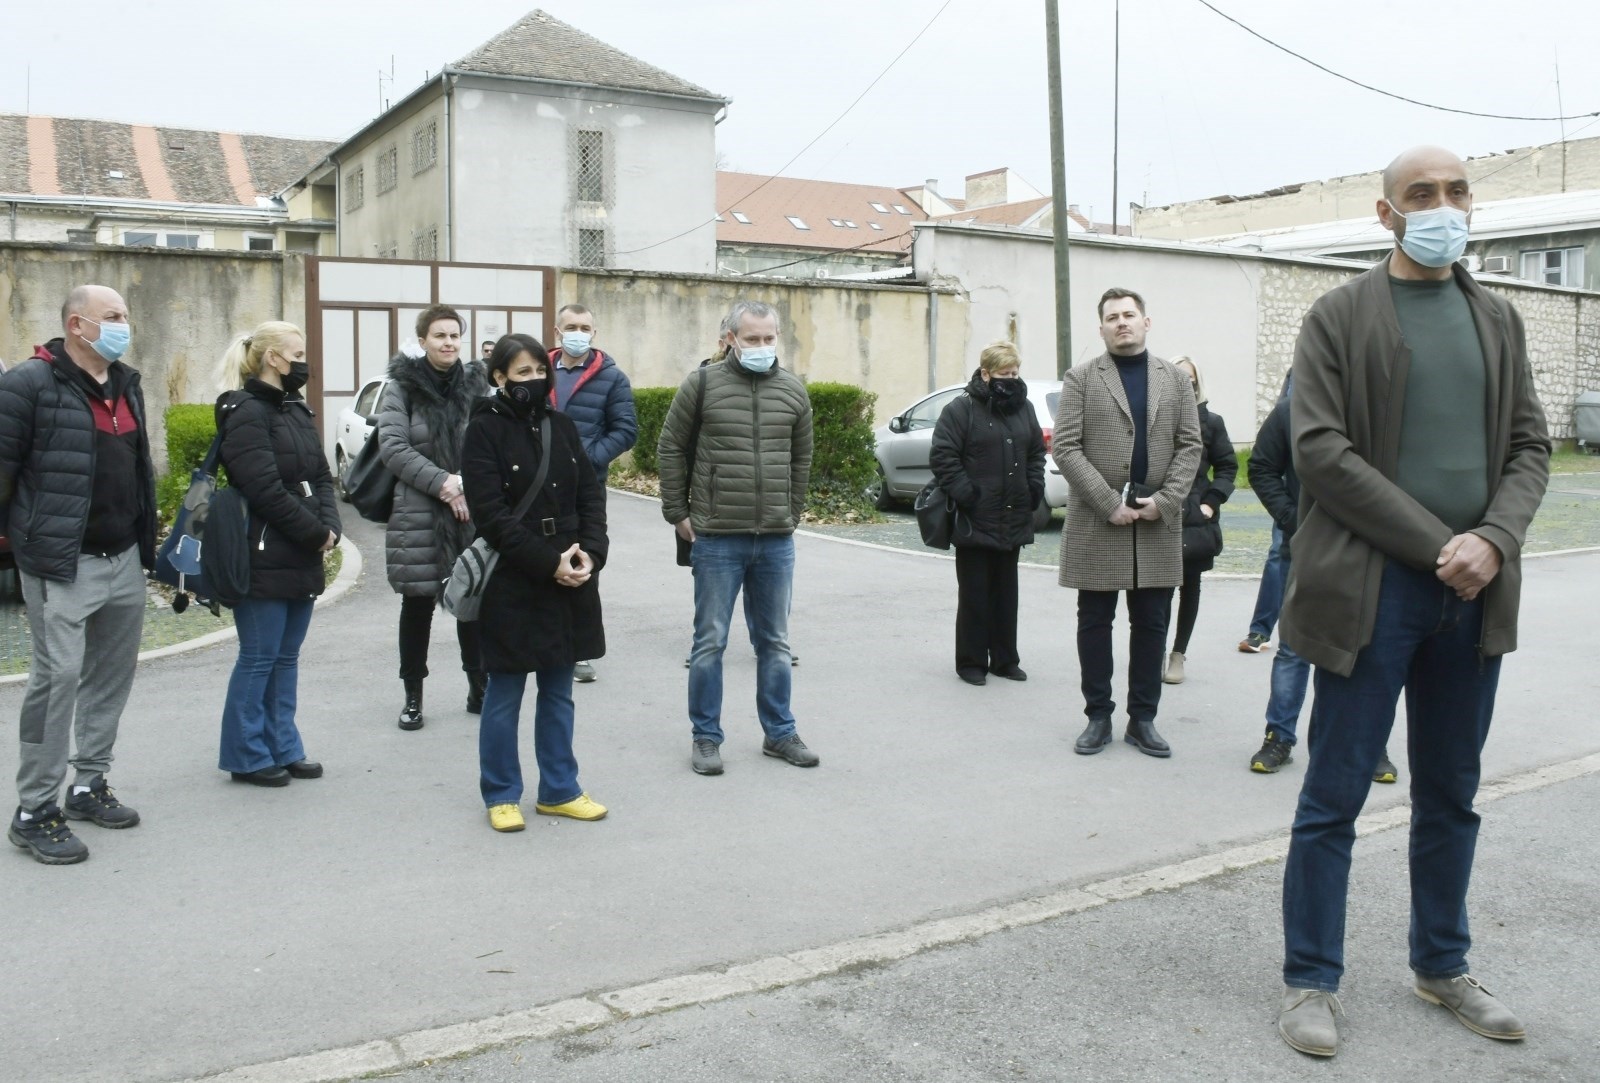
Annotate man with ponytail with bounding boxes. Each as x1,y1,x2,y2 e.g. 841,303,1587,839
0,285,155,865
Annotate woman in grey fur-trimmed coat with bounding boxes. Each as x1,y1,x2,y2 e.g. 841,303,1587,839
377,304,488,731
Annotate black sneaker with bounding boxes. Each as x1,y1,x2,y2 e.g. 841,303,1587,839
1238,632,1270,654
64,778,141,828
1251,734,1294,773
9,804,89,864
1373,751,1398,784
762,734,820,767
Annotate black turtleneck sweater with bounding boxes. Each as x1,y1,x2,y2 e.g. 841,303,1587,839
1113,350,1150,485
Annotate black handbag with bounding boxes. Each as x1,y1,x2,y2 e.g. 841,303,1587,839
914,480,956,550
203,485,253,608
345,424,396,523
152,398,241,615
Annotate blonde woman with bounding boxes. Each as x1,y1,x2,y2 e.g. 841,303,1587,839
213,323,342,786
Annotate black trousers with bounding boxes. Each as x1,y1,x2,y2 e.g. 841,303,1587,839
954,545,1021,675
1170,563,1204,654
398,593,482,682
1076,587,1174,723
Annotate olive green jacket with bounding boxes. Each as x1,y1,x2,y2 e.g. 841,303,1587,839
657,356,813,535
1281,256,1551,676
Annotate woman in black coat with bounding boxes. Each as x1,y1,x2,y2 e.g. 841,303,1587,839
214,321,342,787
461,334,609,833
1163,356,1236,685
929,341,1047,686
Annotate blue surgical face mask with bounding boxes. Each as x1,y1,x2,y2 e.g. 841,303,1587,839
736,345,777,373
1389,203,1470,268
560,331,592,356
80,316,131,362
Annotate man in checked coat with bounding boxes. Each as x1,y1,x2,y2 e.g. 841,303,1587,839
1053,287,1202,759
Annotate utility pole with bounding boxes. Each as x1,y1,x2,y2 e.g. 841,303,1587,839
1111,0,1120,235
1045,0,1073,377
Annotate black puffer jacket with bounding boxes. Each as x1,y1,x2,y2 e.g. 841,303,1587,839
377,350,487,596
929,370,1047,551
461,394,608,673
0,341,156,581
1180,404,1237,571
216,379,342,599
1247,393,1299,558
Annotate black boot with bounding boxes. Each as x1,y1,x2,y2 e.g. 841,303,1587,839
1074,716,1113,755
466,671,487,715
1124,718,1171,758
398,679,424,731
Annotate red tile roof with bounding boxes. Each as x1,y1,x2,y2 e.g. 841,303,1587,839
716,172,926,253
937,196,1052,228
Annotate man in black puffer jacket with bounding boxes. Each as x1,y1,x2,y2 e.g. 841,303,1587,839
0,285,156,865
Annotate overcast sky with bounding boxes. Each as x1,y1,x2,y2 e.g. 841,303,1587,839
10,0,1600,225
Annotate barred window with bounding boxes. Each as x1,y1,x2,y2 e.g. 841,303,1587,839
344,167,365,211
376,146,398,195
578,228,606,269
412,120,437,175
575,130,604,203
412,227,438,261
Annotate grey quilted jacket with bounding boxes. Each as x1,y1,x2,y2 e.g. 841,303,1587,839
376,350,487,596
657,355,813,535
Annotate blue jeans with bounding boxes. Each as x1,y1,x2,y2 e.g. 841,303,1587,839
1264,640,1311,744
1248,525,1285,638
219,598,314,773
1282,561,1501,991
688,534,796,744
478,668,581,807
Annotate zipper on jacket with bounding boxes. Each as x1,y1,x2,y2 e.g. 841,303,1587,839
751,377,764,534
259,522,269,552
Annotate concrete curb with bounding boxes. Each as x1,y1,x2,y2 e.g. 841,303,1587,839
172,750,1600,1083
0,535,364,688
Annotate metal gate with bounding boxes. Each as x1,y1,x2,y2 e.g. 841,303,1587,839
305,256,556,456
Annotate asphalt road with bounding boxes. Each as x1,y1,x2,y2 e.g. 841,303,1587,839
1,491,1596,1083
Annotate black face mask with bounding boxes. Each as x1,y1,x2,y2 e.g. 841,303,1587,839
501,377,548,417
281,361,311,395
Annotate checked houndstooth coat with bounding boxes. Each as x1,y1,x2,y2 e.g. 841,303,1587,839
1052,352,1203,591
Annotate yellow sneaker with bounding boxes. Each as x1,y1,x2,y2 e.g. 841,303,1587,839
487,803,525,832
534,793,608,821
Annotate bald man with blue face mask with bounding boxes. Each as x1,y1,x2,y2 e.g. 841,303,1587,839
1,284,157,865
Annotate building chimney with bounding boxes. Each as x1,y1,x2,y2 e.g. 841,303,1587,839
925,178,939,193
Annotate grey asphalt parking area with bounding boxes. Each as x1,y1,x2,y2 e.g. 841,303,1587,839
389,772,1600,1083
2,492,1596,1083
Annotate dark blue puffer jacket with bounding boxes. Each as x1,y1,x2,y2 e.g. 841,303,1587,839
552,350,637,474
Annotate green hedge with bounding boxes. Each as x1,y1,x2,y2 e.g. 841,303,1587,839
630,387,677,476
157,404,221,523
628,380,878,492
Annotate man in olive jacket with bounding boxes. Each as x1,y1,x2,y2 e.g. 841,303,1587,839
658,300,816,777
1276,146,1551,1059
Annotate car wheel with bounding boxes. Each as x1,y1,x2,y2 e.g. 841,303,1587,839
335,448,352,502
1032,501,1055,533
869,466,895,511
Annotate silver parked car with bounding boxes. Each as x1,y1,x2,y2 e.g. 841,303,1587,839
333,377,388,501
869,379,1067,532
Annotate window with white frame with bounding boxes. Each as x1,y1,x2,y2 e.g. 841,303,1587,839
345,167,364,211
376,145,399,195
245,234,274,252
412,119,437,175
786,215,810,230
121,229,205,248
1520,246,1585,287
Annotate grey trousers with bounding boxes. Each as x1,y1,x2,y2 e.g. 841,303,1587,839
16,547,147,811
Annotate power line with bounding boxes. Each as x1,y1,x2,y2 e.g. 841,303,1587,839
737,229,915,276
1194,0,1600,123
613,0,957,257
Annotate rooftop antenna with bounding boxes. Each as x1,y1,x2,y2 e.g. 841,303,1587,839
378,55,395,113
24,64,29,113
1555,48,1568,191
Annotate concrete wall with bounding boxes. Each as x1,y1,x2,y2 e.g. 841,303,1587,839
0,242,306,469
451,78,718,274
337,89,448,260
558,269,966,413
913,223,1600,439
1135,137,1600,240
